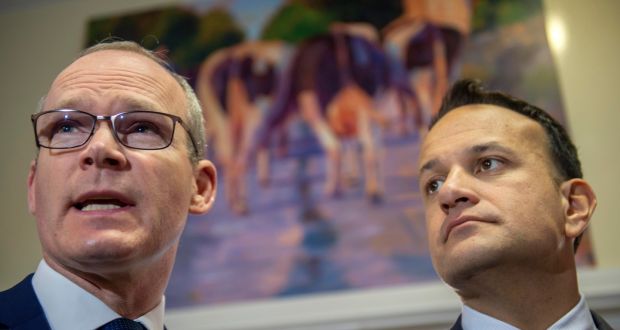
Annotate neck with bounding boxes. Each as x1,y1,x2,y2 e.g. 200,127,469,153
454,260,581,329
44,249,176,319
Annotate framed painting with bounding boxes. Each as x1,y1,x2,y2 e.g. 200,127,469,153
85,0,594,318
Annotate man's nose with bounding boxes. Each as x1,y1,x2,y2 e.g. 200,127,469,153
437,168,479,214
79,122,128,169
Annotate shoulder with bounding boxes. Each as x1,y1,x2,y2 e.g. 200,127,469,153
0,274,51,330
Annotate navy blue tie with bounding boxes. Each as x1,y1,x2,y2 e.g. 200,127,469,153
97,318,147,330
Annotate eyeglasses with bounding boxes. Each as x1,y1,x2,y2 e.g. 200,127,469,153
31,109,198,154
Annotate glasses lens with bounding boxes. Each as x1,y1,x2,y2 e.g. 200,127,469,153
35,111,94,148
114,112,175,149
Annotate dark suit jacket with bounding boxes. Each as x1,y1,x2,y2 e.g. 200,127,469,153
0,274,167,330
450,310,614,330
0,274,51,330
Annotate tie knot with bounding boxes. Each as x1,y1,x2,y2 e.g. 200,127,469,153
98,317,147,330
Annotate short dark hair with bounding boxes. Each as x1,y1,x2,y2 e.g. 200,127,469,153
430,79,585,252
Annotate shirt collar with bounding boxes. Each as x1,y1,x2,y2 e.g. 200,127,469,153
548,295,597,330
462,304,519,330
461,295,597,330
32,259,165,330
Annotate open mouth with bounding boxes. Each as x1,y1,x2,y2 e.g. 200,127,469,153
74,199,129,211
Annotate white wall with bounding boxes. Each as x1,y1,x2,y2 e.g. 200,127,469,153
543,0,620,270
1,0,618,328
0,0,186,290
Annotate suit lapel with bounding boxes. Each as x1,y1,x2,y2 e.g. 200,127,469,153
450,314,464,330
0,274,51,329
591,310,613,330
452,310,613,330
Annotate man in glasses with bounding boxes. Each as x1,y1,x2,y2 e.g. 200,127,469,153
418,79,611,329
0,41,217,329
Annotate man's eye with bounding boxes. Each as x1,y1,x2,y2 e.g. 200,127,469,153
426,178,444,195
128,122,159,134
53,121,79,134
480,158,502,171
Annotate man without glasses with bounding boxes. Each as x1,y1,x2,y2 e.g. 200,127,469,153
0,41,217,329
418,79,612,329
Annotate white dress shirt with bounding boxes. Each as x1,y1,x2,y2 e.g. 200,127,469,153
461,294,597,330
32,260,165,330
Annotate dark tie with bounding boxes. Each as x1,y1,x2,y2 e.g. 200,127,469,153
97,318,147,330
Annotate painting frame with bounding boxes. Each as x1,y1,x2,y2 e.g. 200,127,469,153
165,268,620,329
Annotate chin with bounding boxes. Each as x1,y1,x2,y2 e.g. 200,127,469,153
438,261,481,288
433,244,502,286
69,235,143,265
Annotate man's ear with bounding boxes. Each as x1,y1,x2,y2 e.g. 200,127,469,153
27,159,37,215
189,159,217,214
560,178,597,240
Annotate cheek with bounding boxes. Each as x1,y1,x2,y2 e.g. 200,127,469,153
497,181,565,240
141,159,194,228
424,211,447,274
33,165,64,219
424,208,442,247
33,174,70,256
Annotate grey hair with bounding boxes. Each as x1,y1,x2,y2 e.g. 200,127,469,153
39,40,206,164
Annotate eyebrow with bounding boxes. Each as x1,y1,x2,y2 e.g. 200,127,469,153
418,141,516,175
49,95,160,113
470,142,516,156
419,159,438,175
47,95,91,111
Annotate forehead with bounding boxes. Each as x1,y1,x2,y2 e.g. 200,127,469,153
45,49,185,115
419,104,549,168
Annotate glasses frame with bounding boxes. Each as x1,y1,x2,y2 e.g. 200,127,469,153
31,109,199,155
